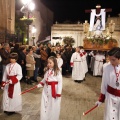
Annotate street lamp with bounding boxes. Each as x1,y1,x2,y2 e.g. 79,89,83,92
21,0,35,45
32,26,36,45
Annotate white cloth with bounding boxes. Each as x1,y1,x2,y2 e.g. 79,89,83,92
56,58,63,72
40,69,62,120
89,9,106,31
80,52,88,74
102,62,110,73
70,52,85,81
93,54,105,76
37,84,43,88
95,101,102,107
100,64,120,120
2,63,22,112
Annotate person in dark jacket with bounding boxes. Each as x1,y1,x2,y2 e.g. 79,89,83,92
1,43,10,74
46,43,51,58
18,46,27,82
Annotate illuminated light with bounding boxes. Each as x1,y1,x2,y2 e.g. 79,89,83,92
28,2,35,11
21,0,32,5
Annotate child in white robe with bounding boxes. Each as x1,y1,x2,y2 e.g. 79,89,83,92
56,53,63,72
1,53,22,115
37,56,62,120
96,47,120,120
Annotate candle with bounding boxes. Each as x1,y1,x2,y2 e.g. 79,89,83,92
83,105,98,116
20,85,37,95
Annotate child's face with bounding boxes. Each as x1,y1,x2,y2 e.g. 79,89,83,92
47,59,54,69
57,54,60,58
109,56,120,66
10,58,16,63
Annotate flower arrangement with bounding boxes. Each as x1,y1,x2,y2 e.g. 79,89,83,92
83,36,118,50
20,16,36,25
63,36,75,46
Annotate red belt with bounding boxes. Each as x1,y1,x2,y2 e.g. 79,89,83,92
107,85,120,97
7,75,18,98
46,81,58,98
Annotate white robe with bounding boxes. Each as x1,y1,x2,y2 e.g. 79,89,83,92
100,64,120,120
56,57,63,72
40,69,62,120
70,52,85,81
80,52,88,74
2,63,22,112
93,54,105,76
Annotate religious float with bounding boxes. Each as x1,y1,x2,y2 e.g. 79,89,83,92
83,5,118,51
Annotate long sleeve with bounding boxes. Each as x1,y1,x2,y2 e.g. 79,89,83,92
16,65,23,81
2,67,7,82
39,78,46,86
57,72,62,96
99,66,108,102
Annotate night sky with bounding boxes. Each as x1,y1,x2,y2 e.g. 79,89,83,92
41,0,120,23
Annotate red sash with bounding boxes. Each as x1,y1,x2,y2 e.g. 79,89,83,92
46,81,58,98
7,75,18,98
107,85,120,97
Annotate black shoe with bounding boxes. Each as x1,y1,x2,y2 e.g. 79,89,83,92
74,80,78,82
4,111,15,115
4,111,8,114
77,81,82,83
7,112,15,116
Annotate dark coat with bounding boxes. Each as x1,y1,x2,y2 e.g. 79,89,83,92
0,49,10,65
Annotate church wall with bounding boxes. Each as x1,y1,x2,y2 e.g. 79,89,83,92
0,0,15,42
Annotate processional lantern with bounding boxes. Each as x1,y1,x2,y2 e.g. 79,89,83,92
109,20,115,38
83,20,89,38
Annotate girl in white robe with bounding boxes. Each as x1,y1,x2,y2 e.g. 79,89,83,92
37,56,62,120
96,47,120,120
1,53,22,115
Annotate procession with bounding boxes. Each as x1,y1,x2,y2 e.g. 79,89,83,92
0,0,120,120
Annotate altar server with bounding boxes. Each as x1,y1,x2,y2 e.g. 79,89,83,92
93,51,105,76
70,47,85,83
56,53,63,72
1,53,22,115
96,47,120,120
37,56,62,120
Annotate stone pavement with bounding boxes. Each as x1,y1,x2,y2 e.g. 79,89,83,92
0,73,104,120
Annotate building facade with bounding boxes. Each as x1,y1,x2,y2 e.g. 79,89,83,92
51,16,120,47
51,23,84,47
0,0,15,42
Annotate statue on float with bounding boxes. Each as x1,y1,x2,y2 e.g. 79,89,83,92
83,4,118,50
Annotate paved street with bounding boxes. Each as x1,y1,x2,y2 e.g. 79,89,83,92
0,73,104,120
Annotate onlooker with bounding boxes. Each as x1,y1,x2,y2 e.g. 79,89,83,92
26,49,36,84
1,43,10,74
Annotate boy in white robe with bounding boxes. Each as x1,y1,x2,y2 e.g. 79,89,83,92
96,47,120,120
1,53,22,115
70,47,85,83
93,51,105,76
